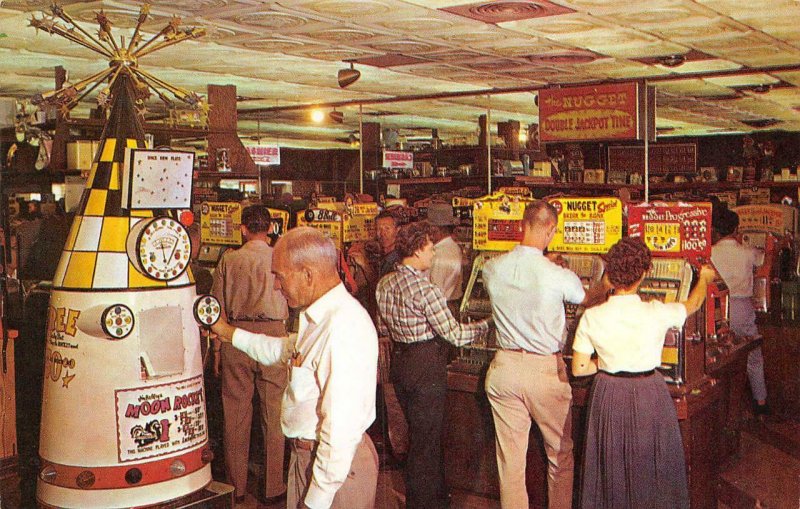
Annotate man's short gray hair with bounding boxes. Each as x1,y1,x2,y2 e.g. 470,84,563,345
278,227,338,274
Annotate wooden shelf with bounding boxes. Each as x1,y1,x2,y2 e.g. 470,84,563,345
195,171,260,179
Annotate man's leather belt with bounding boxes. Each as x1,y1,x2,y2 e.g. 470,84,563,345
289,438,318,451
229,316,282,323
503,348,561,356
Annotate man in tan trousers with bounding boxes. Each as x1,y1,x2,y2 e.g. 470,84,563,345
212,205,288,504
482,201,609,509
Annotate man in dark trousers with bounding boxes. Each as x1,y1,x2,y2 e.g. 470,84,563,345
211,205,288,504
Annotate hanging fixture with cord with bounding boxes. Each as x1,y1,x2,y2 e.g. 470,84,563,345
337,62,361,88
659,54,686,68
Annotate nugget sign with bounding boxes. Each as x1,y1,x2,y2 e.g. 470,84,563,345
539,82,641,142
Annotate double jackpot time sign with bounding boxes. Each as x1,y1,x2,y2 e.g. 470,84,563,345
538,82,654,143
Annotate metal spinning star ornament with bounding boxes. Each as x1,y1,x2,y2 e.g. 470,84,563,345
29,3,206,116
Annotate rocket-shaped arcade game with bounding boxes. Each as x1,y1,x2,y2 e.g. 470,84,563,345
37,75,219,508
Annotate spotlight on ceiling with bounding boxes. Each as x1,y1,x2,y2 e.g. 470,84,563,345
659,54,686,68
337,62,361,88
310,109,325,123
329,110,344,123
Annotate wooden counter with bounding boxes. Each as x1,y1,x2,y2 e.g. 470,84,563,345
444,341,757,508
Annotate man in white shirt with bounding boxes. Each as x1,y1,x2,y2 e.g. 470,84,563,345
482,201,609,509
427,202,464,306
711,208,768,415
212,227,379,509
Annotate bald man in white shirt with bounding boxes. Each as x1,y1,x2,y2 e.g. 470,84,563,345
213,227,379,509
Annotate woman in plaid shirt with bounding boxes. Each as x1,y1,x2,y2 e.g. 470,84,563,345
376,221,490,509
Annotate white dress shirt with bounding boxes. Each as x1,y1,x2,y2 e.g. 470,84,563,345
711,238,765,297
429,236,464,301
573,294,687,373
232,283,378,509
483,245,585,354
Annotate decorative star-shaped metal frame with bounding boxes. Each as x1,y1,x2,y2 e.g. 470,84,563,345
29,3,205,115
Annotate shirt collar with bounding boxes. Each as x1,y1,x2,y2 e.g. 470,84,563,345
434,236,454,247
244,238,270,248
513,244,543,256
609,293,642,302
398,263,423,276
304,282,348,324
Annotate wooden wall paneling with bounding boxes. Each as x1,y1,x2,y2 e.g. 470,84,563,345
206,84,255,174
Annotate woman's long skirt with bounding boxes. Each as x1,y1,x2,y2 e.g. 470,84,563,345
580,371,690,509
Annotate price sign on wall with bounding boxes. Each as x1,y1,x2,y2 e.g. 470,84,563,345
247,145,280,165
607,143,697,176
383,151,413,169
628,202,712,262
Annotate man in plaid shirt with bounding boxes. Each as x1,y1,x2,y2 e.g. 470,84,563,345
376,221,490,509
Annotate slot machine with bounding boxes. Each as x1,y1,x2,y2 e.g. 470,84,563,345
546,197,623,341
733,204,797,314
628,202,731,387
453,192,534,374
197,201,242,269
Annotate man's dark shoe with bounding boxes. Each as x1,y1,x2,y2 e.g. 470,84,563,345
258,491,287,505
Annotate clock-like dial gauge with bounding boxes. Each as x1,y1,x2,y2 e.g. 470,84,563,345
128,217,191,281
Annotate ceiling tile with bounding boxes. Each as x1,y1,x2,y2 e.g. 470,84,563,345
297,0,394,17
440,1,575,23
705,73,782,88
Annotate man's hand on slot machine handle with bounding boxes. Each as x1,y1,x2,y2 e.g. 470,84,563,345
211,316,236,344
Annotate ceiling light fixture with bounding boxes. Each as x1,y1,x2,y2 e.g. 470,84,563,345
337,62,361,89
659,54,686,68
329,109,344,123
310,109,325,123
752,84,772,94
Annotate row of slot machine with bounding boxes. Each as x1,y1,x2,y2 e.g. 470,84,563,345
453,189,797,390
193,196,391,269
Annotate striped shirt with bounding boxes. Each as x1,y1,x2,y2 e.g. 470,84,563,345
376,264,488,345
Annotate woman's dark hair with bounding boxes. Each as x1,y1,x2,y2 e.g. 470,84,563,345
395,221,432,258
605,237,652,288
713,208,739,238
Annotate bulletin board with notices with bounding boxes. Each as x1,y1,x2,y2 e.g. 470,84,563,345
200,202,242,246
471,192,536,251
628,202,712,262
547,197,622,254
